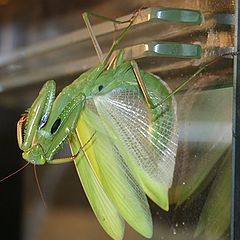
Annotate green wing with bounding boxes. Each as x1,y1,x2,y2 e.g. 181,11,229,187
94,77,178,211
75,101,153,238
72,71,177,238
70,133,125,240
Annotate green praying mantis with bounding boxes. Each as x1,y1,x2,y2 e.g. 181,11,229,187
16,10,197,240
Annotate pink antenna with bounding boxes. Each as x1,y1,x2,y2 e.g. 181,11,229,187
33,164,47,208
0,162,30,183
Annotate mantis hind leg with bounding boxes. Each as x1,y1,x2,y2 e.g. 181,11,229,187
82,11,140,67
131,53,234,110
82,12,104,63
131,60,155,108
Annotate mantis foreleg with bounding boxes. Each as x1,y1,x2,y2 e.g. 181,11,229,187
48,131,81,164
49,130,96,164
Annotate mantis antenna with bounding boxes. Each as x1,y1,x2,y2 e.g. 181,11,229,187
33,164,47,208
0,162,30,183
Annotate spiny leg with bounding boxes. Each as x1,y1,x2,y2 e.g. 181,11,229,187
82,11,139,66
154,53,235,108
48,130,96,164
106,54,118,70
103,11,139,66
133,52,237,110
131,58,202,111
131,58,206,110
131,60,155,108
83,12,104,63
153,66,205,108
83,11,139,64
48,131,82,164
106,49,125,70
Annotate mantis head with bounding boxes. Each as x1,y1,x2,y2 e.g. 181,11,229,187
17,80,85,165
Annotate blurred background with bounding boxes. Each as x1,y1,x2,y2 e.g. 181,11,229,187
0,0,235,240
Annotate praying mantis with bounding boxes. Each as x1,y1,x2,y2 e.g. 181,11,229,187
17,10,179,240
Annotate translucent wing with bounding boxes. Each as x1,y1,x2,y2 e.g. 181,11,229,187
70,134,125,240
75,103,153,238
94,76,178,210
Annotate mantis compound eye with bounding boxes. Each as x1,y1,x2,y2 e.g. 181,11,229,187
51,118,61,134
98,85,104,92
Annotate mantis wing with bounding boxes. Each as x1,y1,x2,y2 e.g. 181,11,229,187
75,102,153,238
94,73,178,211
70,134,125,240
